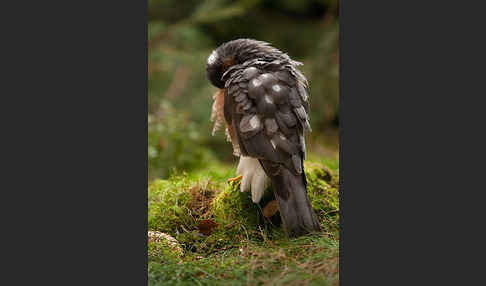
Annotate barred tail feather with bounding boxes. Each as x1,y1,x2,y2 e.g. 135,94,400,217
262,161,321,237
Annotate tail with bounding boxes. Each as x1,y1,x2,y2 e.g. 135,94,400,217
261,160,321,238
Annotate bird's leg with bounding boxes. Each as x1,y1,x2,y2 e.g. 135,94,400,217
227,175,242,183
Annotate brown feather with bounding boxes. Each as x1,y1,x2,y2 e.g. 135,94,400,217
211,88,241,156
210,89,225,136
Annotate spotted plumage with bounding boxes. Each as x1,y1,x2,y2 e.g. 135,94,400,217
207,39,320,237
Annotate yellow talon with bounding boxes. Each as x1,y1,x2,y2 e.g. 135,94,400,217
227,175,242,183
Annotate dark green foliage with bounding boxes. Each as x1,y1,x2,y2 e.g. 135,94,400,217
148,102,217,179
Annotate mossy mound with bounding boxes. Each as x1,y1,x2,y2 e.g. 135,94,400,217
148,160,339,259
210,183,260,238
148,173,221,254
211,183,257,226
211,161,340,238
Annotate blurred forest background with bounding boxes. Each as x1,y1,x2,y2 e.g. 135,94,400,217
148,0,339,180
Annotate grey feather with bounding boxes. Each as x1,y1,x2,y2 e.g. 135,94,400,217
235,92,247,103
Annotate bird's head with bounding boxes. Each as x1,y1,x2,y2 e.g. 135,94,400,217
206,38,286,89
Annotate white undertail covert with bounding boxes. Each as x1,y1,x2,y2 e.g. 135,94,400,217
236,156,270,203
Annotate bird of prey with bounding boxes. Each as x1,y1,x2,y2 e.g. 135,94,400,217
206,39,321,238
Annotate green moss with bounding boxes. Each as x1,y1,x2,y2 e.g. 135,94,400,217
305,161,340,235
211,182,259,233
148,175,194,233
148,239,182,264
148,160,340,256
148,160,340,285
148,171,243,254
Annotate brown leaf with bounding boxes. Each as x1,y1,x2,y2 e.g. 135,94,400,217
262,200,279,218
197,219,219,235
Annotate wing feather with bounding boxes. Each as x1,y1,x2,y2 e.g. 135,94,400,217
225,64,311,173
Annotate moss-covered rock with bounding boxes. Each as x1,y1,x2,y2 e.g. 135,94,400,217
148,231,183,263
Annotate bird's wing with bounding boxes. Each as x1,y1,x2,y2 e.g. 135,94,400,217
225,61,322,237
224,61,311,176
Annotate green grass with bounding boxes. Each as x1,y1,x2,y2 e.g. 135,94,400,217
149,232,338,286
148,158,339,286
